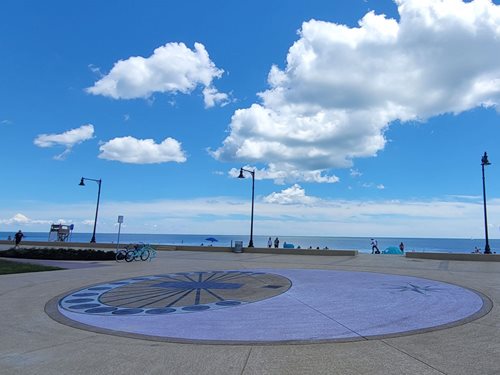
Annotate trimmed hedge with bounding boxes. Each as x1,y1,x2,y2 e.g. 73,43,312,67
0,247,115,261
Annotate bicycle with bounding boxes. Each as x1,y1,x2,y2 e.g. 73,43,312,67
125,243,156,262
115,248,127,262
146,245,157,262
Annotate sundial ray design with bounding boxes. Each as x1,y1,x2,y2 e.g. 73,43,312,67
59,271,291,316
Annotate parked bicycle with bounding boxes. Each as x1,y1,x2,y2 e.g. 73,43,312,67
115,248,127,262
125,243,157,262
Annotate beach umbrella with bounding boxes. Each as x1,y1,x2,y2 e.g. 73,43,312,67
383,246,403,254
205,237,218,243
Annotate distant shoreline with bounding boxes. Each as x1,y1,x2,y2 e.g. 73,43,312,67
0,232,498,254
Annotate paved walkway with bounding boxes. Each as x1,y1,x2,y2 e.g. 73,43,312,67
1,251,500,374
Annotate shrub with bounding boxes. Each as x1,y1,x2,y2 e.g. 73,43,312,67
0,247,115,261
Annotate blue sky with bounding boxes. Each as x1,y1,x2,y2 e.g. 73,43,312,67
1,0,500,239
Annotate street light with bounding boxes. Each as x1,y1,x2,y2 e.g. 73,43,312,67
238,167,255,247
79,177,102,243
481,152,491,254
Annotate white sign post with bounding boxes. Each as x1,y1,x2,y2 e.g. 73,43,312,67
116,215,124,251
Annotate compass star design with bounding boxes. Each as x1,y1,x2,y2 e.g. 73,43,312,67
387,283,441,295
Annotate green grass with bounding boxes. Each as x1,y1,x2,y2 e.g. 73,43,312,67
0,259,62,275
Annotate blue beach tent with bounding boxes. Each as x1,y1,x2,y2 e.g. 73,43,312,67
382,246,403,254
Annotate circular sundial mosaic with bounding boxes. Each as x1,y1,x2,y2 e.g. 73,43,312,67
59,271,291,316
48,269,491,344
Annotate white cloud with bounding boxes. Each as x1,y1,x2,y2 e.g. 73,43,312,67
3,195,500,239
228,164,339,184
34,124,94,160
202,86,230,108
263,184,318,205
448,195,482,200
362,182,385,189
214,0,500,181
98,136,187,164
0,213,50,225
86,42,228,108
0,213,29,224
54,219,72,225
53,149,72,161
350,169,362,178
1,119,13,125
34,124,94,148
88,63,103,76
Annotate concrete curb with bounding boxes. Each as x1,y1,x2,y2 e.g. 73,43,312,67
406,252,500,261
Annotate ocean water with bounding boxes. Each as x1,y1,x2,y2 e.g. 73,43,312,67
1,231,498,254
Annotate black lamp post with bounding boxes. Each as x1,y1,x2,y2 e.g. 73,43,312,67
238,167,255,247
79,177,102,243
481,152,491,254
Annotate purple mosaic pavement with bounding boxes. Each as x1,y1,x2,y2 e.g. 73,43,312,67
50,269,488,343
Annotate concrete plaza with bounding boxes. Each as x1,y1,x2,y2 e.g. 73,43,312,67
1,250,499,374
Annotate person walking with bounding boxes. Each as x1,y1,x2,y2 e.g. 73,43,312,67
14,230,24,248
274,237,280,248
371,238,380,254
267,237,272,248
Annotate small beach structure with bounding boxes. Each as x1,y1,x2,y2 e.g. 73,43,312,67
48,224,73,242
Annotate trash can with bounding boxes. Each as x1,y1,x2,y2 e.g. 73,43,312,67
233,240,243,253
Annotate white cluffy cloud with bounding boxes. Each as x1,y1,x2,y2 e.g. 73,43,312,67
34,124,94,160
228,164,339,185
263,184,318,205
98,136,187,164
3,195,500,238
214,0,500,182
0,213,50,225
87,42,229,108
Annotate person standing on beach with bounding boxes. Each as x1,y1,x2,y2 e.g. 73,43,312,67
399,242,405,253
371,238,380,254
14,230,24,248
274,237,279,248
268,237,272,248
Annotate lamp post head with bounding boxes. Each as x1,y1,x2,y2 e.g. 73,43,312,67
79,178,85,186
482,152,491,166
237,168,245,179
